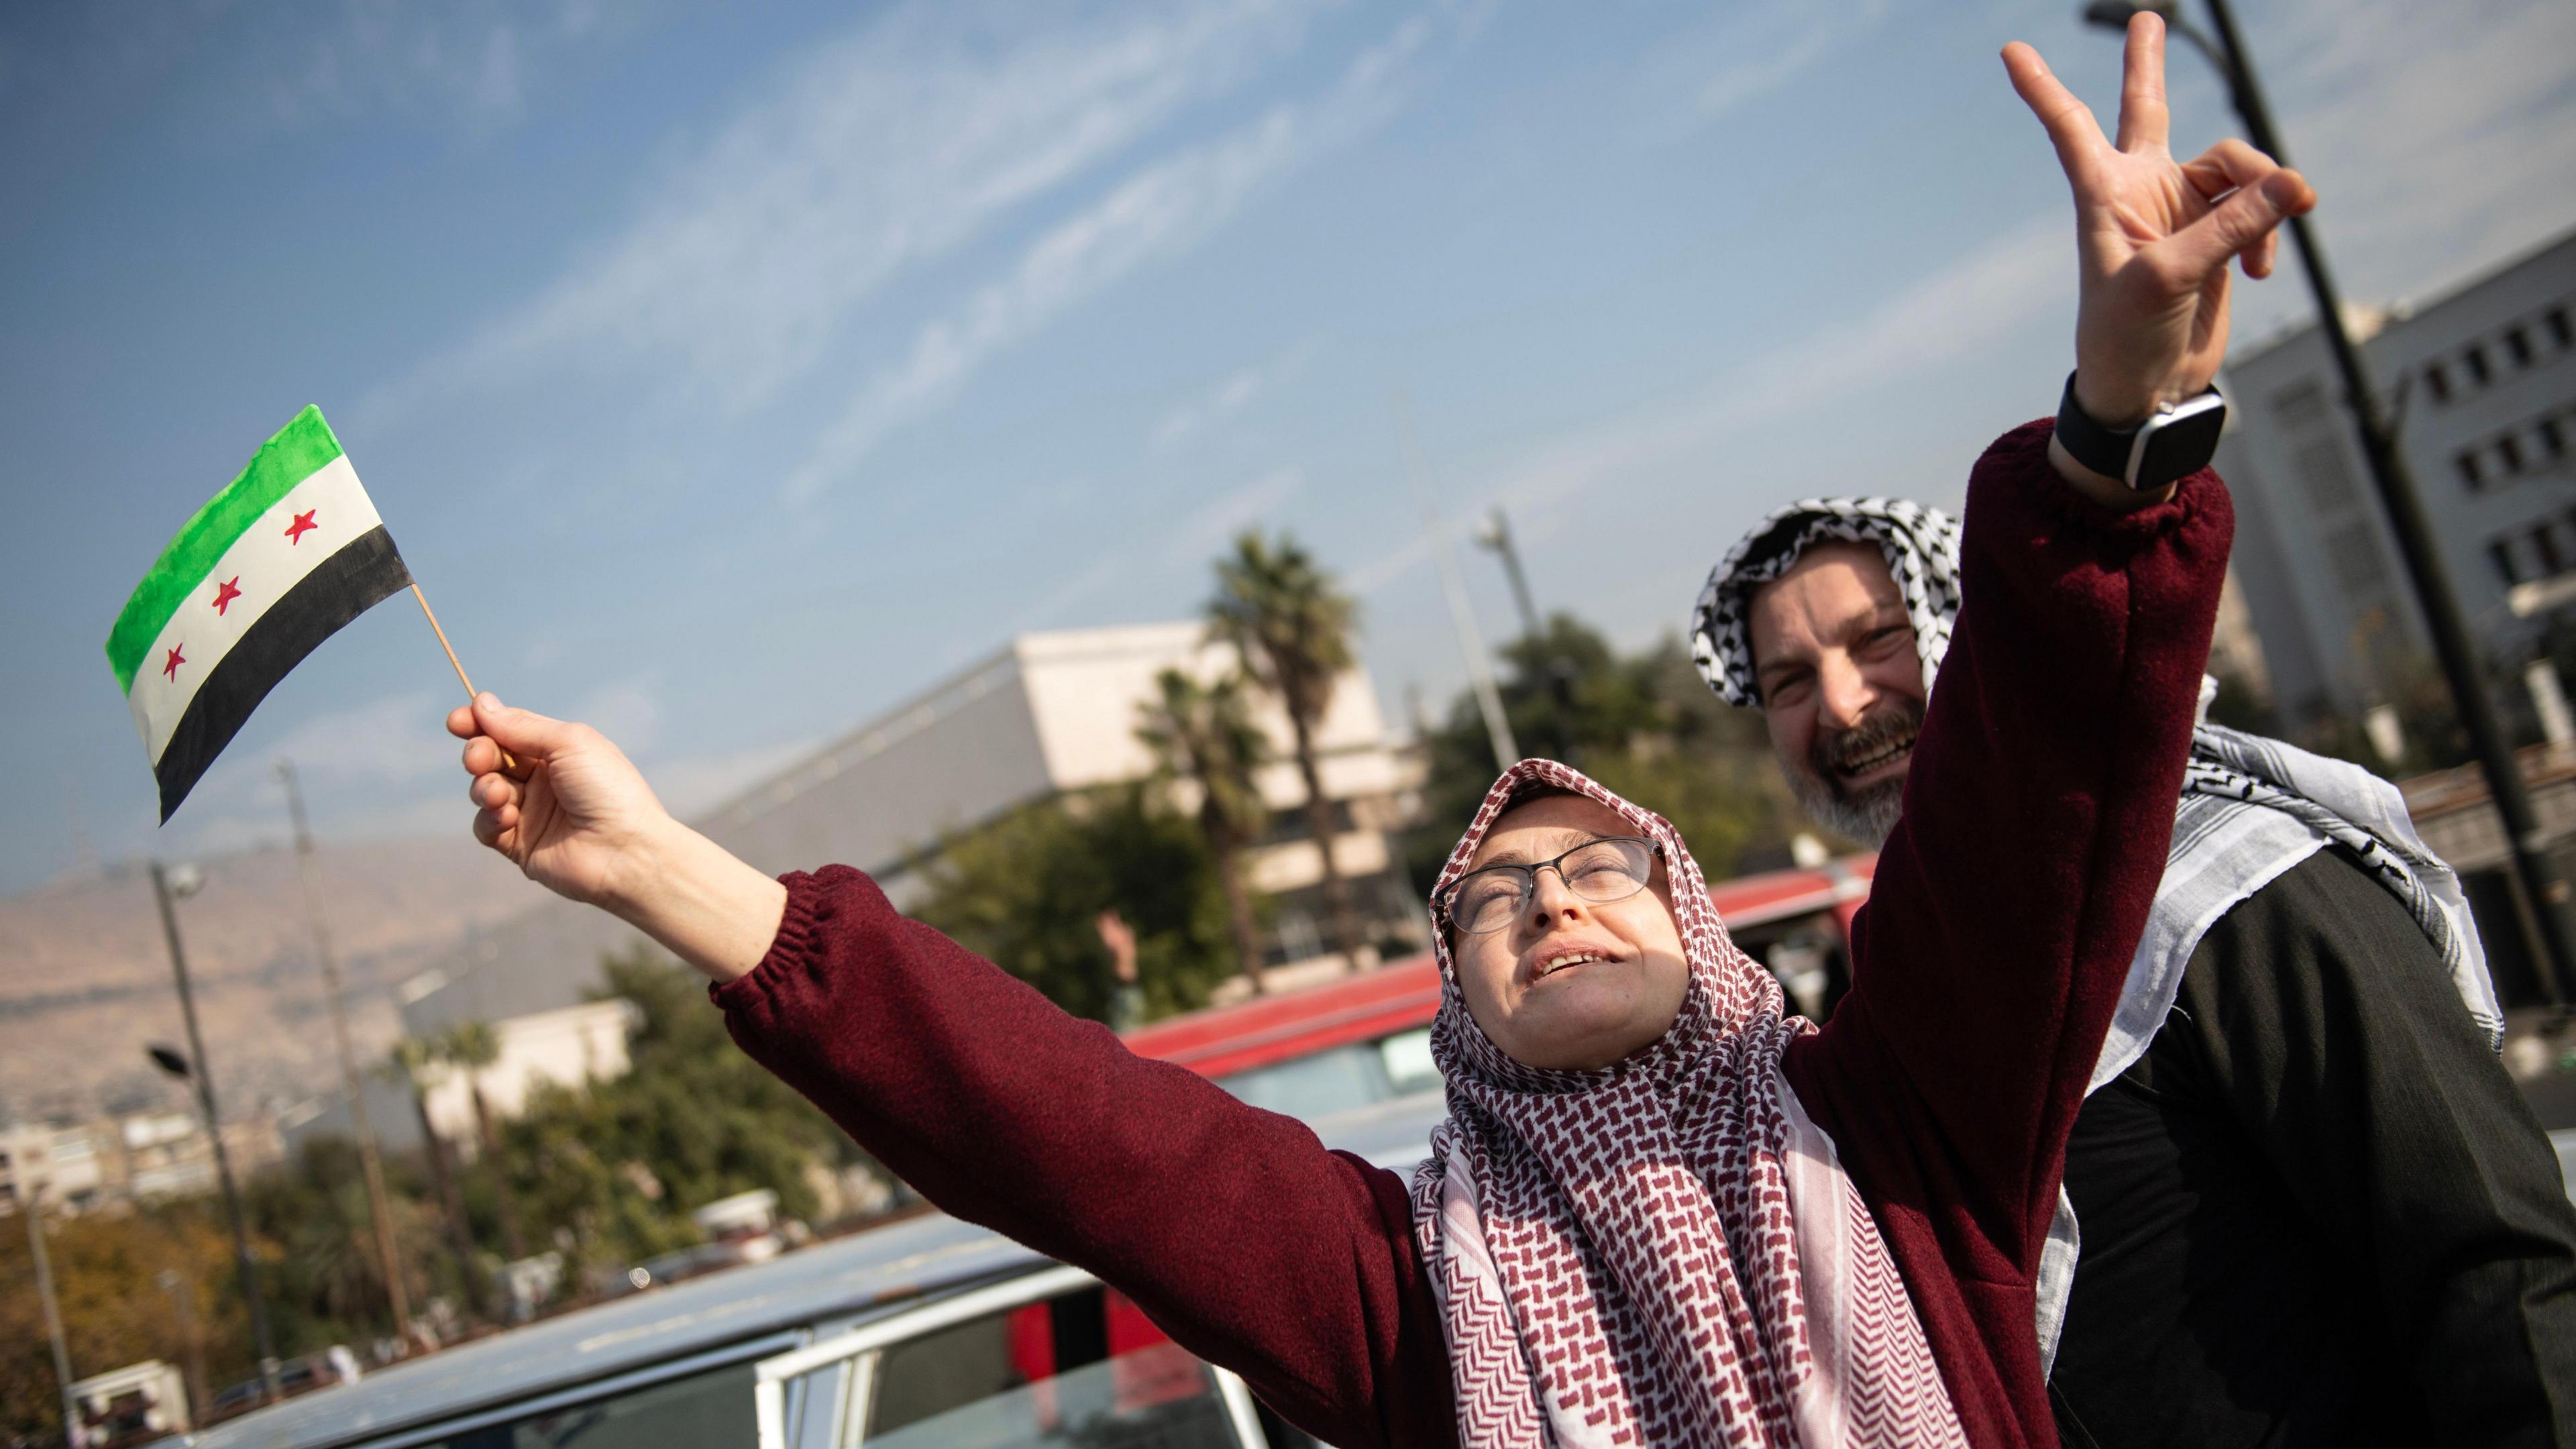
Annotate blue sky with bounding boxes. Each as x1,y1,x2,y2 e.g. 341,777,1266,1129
6,0,2573,892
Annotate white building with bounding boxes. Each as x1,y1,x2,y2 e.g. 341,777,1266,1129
278,998,640,1159
121,1111,216,1201
0,1119,107,1214
2214,229,2576,720
400,623,1422,1038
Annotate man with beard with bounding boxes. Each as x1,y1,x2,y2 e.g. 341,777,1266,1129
1690,496,2576,1446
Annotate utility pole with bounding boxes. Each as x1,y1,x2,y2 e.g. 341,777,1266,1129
26,1186,82,1448
2084,0,2572,1002
278,759,412,1338
150,861,282,1401
1393,394,1519,772
156,1269,210,1430
1473,506,1580,764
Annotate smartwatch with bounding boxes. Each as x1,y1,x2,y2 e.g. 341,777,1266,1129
2053,371,2227,491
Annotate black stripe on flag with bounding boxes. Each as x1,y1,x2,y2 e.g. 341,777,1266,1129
156,526,413,821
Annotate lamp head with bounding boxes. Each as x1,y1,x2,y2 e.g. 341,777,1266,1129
163,863,204,900
2082,0,2176,31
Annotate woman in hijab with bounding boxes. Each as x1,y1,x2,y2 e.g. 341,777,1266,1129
447,23,2304,1448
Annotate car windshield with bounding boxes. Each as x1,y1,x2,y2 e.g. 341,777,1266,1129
1213,1029,1439,1122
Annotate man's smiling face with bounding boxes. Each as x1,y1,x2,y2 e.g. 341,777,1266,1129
1746,541,1927,847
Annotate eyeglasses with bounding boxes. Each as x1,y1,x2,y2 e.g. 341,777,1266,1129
1438,835,1660,936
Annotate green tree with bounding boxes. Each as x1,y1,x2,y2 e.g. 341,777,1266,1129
435,1021,529,1263
480,947,894,1285
1,1202,248,1442
912,786,1240,1023
1136,667,1271,989
1407,617,1807,892
383,1036,486,1314
1208,531,1367,963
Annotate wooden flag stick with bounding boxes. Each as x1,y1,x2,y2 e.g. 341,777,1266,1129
412,584,480,698
413,584,519,772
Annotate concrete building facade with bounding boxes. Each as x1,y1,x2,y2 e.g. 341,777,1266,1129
2214,230,2576,721
277,997,641,1160
398,623,1422,1042
0,1119,107,1212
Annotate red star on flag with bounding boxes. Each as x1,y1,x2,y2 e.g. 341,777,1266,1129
211,577,241,615
163,645,186,680
285,508,318,545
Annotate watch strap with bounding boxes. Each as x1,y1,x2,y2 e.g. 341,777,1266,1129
2053,371,2225,490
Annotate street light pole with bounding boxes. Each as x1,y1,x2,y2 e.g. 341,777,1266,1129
2085,0,2572,1002
150,861,284,1401
277,759,413,1340
1473,507,1580,764
1393,394,1521,772
25,1186,82,1448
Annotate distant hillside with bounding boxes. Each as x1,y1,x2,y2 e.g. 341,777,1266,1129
0,836,545,1124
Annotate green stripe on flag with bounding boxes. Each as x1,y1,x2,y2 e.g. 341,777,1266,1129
105,406,345,692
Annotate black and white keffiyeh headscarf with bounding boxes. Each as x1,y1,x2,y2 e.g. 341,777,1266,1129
1689,496,2506,1368
1688,497,1962,710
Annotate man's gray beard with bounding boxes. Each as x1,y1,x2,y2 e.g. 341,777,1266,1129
1784,765,1905,850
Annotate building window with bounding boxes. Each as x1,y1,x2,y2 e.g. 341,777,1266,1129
2465,345,2493,386
2326,521,2387,598
2501,434,2526,475
2294,437,2359,513
2272,380,2330,429
2548,307,2573,350
2493,539,2525,587
2424,363,2451,403
2535,521,2567,578
2541,417,2567,461
2458,449,2485,490
2507,327,2534,368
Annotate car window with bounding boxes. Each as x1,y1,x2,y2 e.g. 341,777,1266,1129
1377,1028,1438,1095
1216,1028,1440,1122
865,1285,1234,1447
427,1360,757,1448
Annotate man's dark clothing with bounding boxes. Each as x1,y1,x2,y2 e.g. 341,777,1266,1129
2049,847,2576,1448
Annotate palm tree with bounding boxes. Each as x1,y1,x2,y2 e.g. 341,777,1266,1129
437,1021,529,1263
1208,531,1366,965
1137,667,1270,991
384,1038,485,1313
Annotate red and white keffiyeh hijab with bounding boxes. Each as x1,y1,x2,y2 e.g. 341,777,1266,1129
1409,759,1966,1448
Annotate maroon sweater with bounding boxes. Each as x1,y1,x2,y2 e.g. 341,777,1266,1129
714,421,2230,1449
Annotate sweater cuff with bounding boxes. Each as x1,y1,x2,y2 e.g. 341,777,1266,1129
707,865,865,1012
1982,417,2212,548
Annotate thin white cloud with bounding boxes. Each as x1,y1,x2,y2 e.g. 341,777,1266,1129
363,0,1336,428
1148,337,1324,452
780,11,1457,504
154,688,458,859
258,0,619,134
1627,0,1890,144
1347,215,2063,594
1162,465,1307,566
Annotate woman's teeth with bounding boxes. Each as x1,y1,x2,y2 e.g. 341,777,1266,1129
1538,951,1605,977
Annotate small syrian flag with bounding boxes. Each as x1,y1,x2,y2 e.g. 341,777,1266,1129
106,407,413,821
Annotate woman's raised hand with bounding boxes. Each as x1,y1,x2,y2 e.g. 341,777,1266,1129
447,694,670,910
2006,13,2315,429
447,695,786,983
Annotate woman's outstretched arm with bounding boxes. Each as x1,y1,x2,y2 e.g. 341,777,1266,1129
445,700,1456,1448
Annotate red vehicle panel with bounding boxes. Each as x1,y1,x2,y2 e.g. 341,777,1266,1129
1123,855,1878,1081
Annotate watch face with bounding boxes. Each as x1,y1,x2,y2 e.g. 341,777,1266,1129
2135,396,2227,488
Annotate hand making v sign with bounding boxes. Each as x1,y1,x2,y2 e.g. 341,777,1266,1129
2008,13,2314,500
